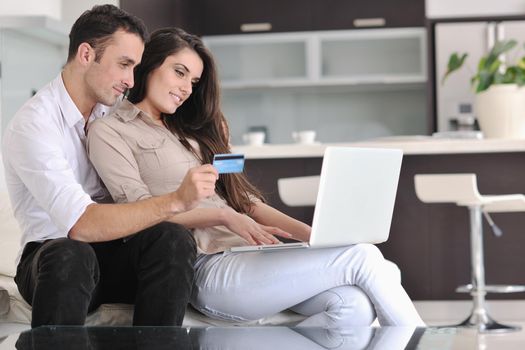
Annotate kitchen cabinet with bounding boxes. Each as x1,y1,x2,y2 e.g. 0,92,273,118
205,28,427,145
426,0,525,19
120,0,200,34
203,28,427,90
203,33,309,88
122,0,309,36
200,0,424,35
123,0,425,36
200,0,313,35
311,0,425,30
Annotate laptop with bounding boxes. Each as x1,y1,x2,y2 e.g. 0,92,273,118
226,147,403,254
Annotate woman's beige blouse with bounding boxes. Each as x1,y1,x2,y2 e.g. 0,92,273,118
86,99,249,254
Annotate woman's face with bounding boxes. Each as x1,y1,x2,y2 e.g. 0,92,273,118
144,47,204,118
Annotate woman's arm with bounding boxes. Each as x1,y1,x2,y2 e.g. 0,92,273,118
249,201,311,242
168,207,226,229
169,206,291,245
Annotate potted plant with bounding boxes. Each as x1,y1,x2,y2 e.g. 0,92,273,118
443,40,525,138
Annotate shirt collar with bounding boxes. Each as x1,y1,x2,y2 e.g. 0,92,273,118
115,99,142,122
115,99,160,128
53,73,110,128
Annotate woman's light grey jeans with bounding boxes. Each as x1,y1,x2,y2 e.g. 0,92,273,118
191,243,424,327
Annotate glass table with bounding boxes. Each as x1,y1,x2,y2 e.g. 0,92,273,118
0,326,482,350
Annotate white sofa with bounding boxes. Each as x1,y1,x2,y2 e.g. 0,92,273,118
0,156,305,327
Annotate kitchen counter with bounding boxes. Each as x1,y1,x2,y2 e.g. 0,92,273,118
232,136,525,159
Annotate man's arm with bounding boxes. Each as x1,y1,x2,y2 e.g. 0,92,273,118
69,165,218,242
4,111,217,243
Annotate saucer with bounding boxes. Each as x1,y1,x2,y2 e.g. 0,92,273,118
294,141,321,145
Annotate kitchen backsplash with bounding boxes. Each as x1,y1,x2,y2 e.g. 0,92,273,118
223,87,427,145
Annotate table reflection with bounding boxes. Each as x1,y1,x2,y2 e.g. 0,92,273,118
15,326,425,350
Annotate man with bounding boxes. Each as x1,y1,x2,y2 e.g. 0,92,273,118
1,5,218,328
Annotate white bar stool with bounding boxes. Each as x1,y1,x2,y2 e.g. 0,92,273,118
277,175,320,207
415,173,525,333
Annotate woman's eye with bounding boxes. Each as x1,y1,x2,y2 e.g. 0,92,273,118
175,69,184,77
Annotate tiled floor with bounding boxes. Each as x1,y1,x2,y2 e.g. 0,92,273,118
1,300,525,349
415,300,525,349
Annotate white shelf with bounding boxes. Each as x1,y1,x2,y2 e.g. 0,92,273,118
204,28,427,90
221,76,427,90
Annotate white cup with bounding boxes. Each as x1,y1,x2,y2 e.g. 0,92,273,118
242,131,265,146
292,130,317,144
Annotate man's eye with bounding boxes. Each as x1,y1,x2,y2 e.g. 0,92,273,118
120,63,130,68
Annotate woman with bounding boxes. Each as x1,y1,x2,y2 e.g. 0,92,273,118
87,27,424,327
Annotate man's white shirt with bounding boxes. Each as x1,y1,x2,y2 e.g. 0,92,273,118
2,74,112,263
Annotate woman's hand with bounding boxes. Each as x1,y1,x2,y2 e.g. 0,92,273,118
222,207,292,245
173,164,218,212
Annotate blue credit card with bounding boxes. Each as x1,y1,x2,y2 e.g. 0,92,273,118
213,154,245,174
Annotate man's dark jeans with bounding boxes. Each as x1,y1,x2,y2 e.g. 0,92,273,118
14,222,197,328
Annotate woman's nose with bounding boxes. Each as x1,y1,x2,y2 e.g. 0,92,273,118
181,80,192,96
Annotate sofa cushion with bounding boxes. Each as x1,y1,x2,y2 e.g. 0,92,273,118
0,274,306,326
0,156,21,278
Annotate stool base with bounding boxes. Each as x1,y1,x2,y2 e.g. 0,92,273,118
454,312,521,333
451,283,525,332
456,284,525,294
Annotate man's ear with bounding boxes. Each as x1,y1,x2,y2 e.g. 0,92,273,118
77,42,95,66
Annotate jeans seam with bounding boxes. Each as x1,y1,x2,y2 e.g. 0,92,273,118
192,303,250,322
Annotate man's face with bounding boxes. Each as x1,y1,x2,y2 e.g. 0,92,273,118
85,30,144,106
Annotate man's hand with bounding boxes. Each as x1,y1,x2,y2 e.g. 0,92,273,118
171,164,218,213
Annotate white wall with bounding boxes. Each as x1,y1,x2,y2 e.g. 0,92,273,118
0,0,120,139
1,30,65,134
0,0,120,27
426,0,525,18
0,0,61,18
61,0,119,30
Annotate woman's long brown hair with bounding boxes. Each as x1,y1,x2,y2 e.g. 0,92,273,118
128,27,264,213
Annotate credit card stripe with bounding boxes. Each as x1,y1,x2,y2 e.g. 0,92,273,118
213,155,244,161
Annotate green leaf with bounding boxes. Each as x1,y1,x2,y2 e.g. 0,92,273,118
516,68,525,86
491,40,517,57
501,69,516,84
516,74,525,86
476,70,493,92
493,72,505,84
483,40,517,72
442,52,468,84
518,57,525,70
449,40,525,93
477,57,487,71
488,59,501,74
